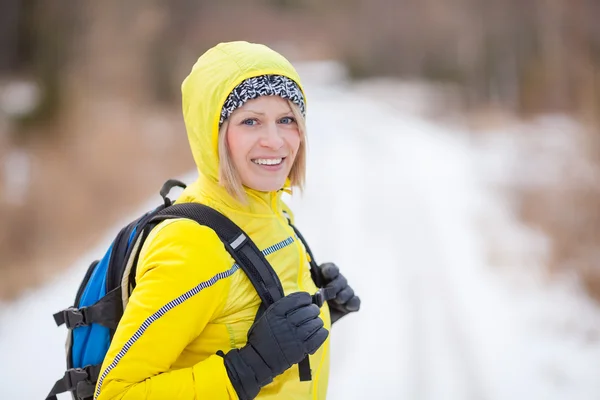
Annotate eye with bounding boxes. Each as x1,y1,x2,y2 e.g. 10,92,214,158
279,116,296,124
241,118,258,126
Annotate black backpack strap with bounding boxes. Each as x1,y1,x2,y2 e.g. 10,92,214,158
286,221,323,287
46,363,101,400
152,203,317,381
53,287,122,330
153,203,285,306
284,218,337,380
285,217,337,306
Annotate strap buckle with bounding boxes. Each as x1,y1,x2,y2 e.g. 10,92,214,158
63,367,90,392
46,365,97,400
62,307,89,329
312,290,325,308
70,365,99,399
312,287,337,308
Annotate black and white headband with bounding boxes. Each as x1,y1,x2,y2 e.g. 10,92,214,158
219,74,306,126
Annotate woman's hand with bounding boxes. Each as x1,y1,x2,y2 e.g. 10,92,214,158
222,292,328,400
319,262,361,324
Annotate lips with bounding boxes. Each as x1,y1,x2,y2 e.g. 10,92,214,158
251,157,285,166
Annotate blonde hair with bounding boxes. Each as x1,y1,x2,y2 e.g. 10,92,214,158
218,100,307,203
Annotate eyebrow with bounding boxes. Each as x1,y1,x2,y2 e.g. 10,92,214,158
242,110,266,116
238,109,293,117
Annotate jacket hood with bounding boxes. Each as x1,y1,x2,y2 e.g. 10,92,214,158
181,41,306,184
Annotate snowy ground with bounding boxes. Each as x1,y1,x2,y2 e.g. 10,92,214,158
2,62,600,399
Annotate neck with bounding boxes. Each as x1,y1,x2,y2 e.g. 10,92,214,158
195,173,285,216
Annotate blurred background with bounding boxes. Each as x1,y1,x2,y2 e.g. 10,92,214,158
1,0,600,399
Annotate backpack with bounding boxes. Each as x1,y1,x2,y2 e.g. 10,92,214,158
46,179,335,400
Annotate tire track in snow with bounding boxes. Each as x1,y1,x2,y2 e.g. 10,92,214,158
303,88,490,400
386,119,489,400
295,82,488,398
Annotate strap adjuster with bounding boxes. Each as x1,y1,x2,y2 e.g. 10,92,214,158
53,288,123,330
64,368,89,391
67,366,98,399
56,307,89,329
312,290,325,308
312,287,337,308
46,365,98,400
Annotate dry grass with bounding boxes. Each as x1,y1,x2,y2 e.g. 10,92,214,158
0,105,193,300
518,185,600,300
512,123,600,301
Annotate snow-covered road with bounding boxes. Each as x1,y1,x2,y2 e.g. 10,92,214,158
2,62,600,400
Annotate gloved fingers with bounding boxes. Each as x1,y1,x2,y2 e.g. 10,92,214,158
334,286,355,305
304,325,329,355
298,317,324,342
329,308,344,325
271,292,312,316
345,295,361,312
320,262,339,281
325,273,347,295
287,303,320,326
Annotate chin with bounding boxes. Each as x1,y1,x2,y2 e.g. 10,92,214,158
249,179,287,192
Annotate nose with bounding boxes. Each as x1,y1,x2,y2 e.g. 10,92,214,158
259,122,284,149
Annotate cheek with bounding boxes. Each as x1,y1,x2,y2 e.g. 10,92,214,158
226,128,247,164
285,130,301,155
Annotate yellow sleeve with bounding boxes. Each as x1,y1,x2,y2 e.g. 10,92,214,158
94,219,239,400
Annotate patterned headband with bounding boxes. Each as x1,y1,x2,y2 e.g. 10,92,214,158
219,74,306,126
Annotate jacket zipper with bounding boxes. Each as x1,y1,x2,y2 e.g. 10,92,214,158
272,191,328,395
271,191,308,291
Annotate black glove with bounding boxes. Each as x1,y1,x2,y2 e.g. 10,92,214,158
320,262,361,324
222,292,329,400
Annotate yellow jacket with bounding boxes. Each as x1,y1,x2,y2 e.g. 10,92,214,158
95,41,331,400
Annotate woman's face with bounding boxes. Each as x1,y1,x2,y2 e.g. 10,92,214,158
226,96,301,192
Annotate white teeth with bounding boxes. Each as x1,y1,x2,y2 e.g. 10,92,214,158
253,158,283,166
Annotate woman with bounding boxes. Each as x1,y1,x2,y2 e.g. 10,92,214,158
95,41,360,400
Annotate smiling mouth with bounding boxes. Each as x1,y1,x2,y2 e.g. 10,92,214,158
251,157,285,166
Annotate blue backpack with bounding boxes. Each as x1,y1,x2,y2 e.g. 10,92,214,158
46,179,333,400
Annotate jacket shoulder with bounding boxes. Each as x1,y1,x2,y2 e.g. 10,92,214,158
137,218,235,283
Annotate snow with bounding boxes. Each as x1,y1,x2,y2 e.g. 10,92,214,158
2,62,600,399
